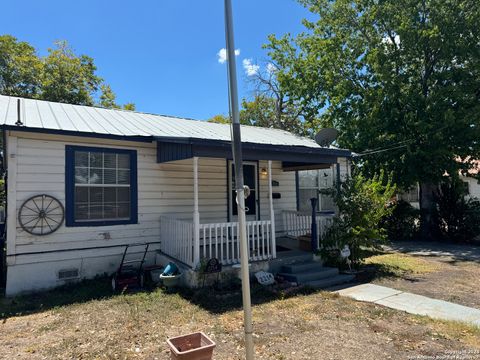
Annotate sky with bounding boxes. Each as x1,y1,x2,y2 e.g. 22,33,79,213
2,0,313,120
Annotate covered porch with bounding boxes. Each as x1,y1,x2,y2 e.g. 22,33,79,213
155,137,349,269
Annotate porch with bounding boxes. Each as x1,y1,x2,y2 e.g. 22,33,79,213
154,137,348,269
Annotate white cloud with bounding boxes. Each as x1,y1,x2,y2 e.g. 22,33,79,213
266,63,277,74
242,58,260,76
217,48,240,64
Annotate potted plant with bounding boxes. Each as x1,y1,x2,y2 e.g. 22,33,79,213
166,332,216,360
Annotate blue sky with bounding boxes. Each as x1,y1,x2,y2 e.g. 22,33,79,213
2,1,312,120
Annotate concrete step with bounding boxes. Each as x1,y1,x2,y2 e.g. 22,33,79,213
279,267,339,283
305,274,356,289
282,261,323,274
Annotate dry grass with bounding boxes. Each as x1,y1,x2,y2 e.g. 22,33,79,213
1,278,479,359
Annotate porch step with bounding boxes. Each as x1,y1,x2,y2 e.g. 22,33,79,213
282,261,325,274
278,266,339,283
305,274,356,289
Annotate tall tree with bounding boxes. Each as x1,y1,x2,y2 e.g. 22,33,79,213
266,0,480,239
0,35,42,97
41,41,102,106
243,63,309,135
0,36,135,109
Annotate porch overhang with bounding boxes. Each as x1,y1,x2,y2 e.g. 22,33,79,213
156,137,351,170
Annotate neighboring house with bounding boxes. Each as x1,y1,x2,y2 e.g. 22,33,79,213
0,95,351,295
399,165,480,208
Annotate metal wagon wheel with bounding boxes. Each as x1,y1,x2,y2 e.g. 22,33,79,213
18,194,64,236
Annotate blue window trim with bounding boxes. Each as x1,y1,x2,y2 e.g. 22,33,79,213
65,145,138,227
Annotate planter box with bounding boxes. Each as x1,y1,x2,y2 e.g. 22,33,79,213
167,332,216,360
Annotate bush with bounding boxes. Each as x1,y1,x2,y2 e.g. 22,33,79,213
319,171,396,268
381,200,420,241
434,177,480,243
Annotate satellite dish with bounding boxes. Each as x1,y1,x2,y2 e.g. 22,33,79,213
315,128,338,147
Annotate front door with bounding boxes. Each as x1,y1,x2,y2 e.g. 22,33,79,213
228,161,258,221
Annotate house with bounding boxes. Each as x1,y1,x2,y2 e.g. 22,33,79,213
399,160,480,208
0,94,351,295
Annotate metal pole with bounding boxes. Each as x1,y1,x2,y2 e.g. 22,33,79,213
224,1,254,359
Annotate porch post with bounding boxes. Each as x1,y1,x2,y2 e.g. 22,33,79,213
193,157,200,267
268,160,276,258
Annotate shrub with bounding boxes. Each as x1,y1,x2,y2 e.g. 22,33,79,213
434,177,480,243
381,200,420,241
319,171,396,268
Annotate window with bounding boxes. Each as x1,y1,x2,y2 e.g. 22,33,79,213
65,146,137,226
297,168,335,212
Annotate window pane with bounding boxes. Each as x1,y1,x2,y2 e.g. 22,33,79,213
118,154,130,169
299,170,318,188
118,202,130,218
75,152,88,167
89,187,103,203
89,168,103,184
104,153,116,169
89,152,103,168
104,169,117,184
320,194,335,211
117,187,130,202
72,148,133,223
104,187,116,202
75,187,88,203
75,204,89,220
298,189,318,212
89,205,103,220
318,169,333,189
118,170,130,184
103,203,117,219
75,168,88,184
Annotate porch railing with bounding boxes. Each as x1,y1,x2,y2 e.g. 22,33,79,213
282,210,334,249
159,217,274,267
159,217,195,267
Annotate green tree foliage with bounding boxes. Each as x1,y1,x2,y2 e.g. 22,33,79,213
0,36,135,109
320,172,396,267
207,114,230,124
434,176,480,242
266,0,480,238
41,41,101,106
0,35,42,97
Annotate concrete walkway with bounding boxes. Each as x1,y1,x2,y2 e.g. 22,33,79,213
336,283,480,327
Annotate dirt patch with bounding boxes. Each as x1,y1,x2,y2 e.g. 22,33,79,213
0,281,479,359
367,251,480,309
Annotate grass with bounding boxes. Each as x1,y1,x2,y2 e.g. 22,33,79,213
364,253,442,277
1,277,479,359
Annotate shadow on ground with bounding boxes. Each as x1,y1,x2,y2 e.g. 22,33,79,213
0,277,114,319
0,276,318,319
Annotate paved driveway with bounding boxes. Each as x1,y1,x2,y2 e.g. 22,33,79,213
384,241,480,262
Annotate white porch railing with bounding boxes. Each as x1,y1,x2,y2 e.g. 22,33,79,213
283,210,334,249
160,217,274,267
159,217,195,267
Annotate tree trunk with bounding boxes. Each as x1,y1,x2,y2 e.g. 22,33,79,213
419,182,438,241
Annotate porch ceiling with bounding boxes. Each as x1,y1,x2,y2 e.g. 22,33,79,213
156,137,350,168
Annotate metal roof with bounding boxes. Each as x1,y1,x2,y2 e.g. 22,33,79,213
0,95,350,155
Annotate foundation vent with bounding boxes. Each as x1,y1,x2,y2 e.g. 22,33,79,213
58,268,79,280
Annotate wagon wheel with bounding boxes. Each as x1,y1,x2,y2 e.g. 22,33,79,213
18,194,64,236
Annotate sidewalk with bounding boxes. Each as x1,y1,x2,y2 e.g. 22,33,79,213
336,283,480,327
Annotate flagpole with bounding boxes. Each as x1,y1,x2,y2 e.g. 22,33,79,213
224,1,254,359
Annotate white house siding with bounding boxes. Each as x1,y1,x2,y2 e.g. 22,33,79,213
8,131,342,295
462,175,480,199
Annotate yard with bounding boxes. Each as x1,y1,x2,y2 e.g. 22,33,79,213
1,264,479,360
366,241,480,309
